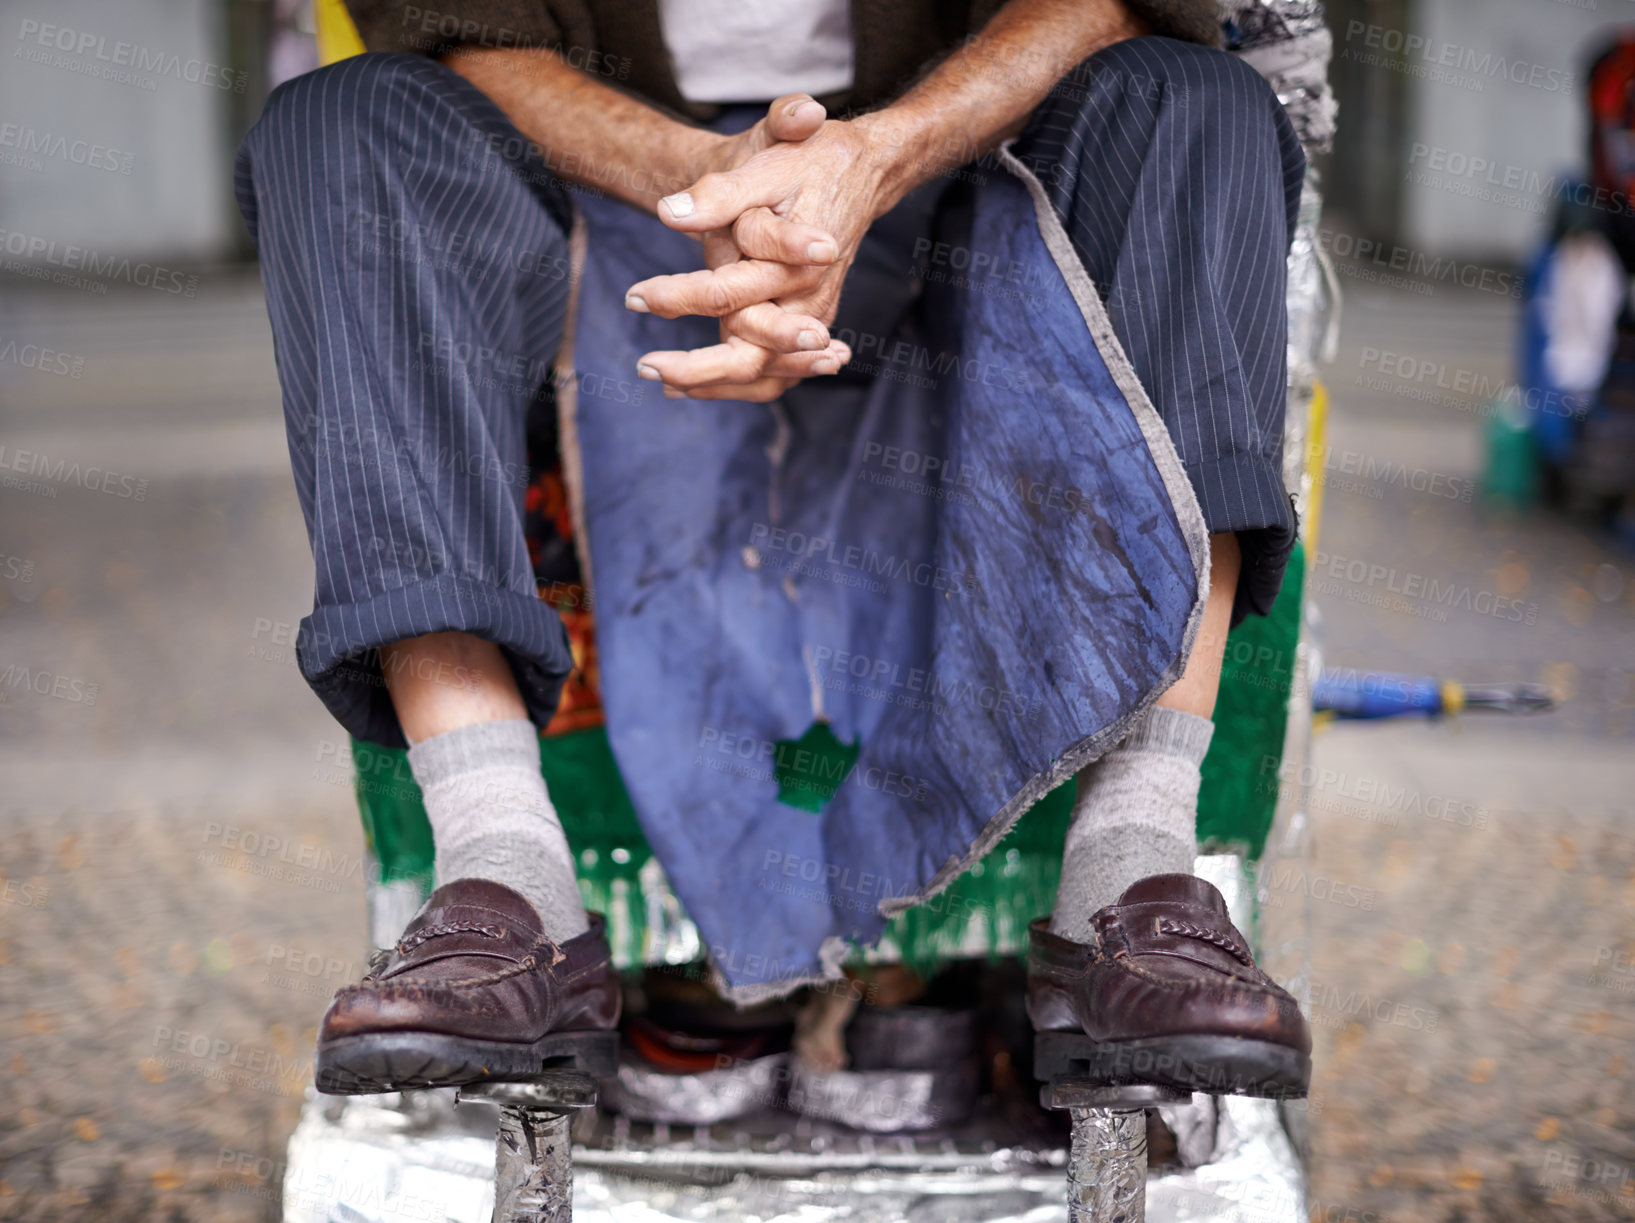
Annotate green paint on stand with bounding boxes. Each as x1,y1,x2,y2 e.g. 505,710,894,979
1196,541,1305,859
773,721,860,812
351,739,434,886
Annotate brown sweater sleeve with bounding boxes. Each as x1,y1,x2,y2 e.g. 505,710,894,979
342,0,595,57
1123,0,1222,47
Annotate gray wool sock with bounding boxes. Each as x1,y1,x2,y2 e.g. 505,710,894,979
1050,706,1214,940
407,719,589,942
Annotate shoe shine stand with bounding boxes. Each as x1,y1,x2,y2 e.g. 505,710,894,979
1043,1081,1190,1223
458,1072,599,1223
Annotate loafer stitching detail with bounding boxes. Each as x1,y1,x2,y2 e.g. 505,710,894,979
1116,955,1283,1001
1154,917,1255,967
397,920,505,955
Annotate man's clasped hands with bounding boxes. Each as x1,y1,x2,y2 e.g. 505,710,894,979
624,94,912,403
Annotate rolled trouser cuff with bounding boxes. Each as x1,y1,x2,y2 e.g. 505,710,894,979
297,573,574,749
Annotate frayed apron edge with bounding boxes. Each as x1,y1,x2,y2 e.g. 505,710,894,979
709,936,855,1009
876,145,1213,919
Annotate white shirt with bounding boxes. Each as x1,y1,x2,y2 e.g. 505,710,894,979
657,0,854,104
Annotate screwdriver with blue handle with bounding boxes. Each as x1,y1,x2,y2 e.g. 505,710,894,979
1311,670,1556,720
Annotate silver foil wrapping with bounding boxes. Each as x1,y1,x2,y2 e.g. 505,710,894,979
785,1059,979,1132
1067,1108,1150,1221
600,1053,789,1126
281,1080,1303,1222
1219,0,1336,153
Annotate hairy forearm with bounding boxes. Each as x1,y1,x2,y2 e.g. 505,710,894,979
856,0,1147,209
443,47,716,210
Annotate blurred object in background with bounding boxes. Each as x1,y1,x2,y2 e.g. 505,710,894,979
1311,669,1556,720
268,0,318,90
1510,32,1635,536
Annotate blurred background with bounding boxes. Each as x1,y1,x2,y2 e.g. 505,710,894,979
2,0,1633,1220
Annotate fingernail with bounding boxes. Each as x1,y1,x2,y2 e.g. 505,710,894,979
625,294,649,313
814,358,840,375
663,386,684,399
797,330,825,351
784,98,809,117
637,363,661,380
794,100,825,122
661,192,694,219
806,240,838,264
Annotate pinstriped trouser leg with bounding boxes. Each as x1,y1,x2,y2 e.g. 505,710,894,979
1016,36,1308,621
235,53,577,748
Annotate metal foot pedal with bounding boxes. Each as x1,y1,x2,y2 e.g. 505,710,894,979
459,1070,600,1223
1040,1078,1190,1223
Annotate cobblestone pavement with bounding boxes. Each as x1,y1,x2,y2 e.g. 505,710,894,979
1,273,1632,1221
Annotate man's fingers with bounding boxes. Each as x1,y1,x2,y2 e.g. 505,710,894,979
760,347,849,379
665,376,798,403
627,260,820,319
638,341,766,389
658,168,786,232
732,207,838,266
639,337,847,390
763,94,826,144
727,301,834,354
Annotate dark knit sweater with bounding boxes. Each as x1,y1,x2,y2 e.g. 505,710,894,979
343,0,1220,120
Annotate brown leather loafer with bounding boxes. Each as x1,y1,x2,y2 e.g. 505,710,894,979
315,879,620,1094
1027,873,1310,1098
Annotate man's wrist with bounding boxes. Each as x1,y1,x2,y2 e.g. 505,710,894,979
849,107,945,217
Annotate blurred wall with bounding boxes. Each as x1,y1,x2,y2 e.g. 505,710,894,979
3,0,1632,268
1402,0,1629,260
1327,0,1635,263
0,0,246,266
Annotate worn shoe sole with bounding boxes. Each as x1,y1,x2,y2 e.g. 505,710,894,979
1034,1030,1309,1099
316,1028,618,1095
